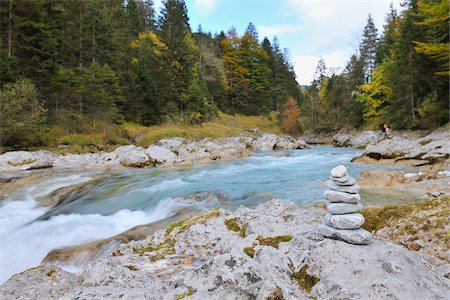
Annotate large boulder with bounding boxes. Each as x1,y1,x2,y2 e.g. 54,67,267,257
145,145,177,165
333,131,380,149
0,150,53,171
114,145,150,167
363,137,423,160
351,130,380,149
252,133,279,151
333,133,353,147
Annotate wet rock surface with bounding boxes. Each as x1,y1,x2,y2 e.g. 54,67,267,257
1,198,449,299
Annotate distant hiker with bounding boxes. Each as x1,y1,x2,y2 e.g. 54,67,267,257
380,122,391,137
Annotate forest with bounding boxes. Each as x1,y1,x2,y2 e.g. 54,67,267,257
0,0,448,148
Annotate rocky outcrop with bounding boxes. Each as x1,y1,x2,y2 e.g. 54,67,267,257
359,125,450,164
333,131,380,149
0,133,310,172
0,150,54,171
1,199,449,299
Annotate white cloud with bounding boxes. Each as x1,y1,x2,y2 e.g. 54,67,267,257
194,0,217,15
258,24,303,37
293,50,348,85
283,0,403,84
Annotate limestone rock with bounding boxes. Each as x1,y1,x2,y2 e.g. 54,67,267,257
351,131,380,149
326,180,360,194
326,202,362,215
317,224,372,245
0,265,77,300
1,199,449,299
252,133,279,151
330,174,350,183
333,133,353,147
324,189,361,203
332,176,356,186
115,146,149,167
0,150,53,171
145,145,177,165
330,165,348,178
155,138,186,152
323,213,365,229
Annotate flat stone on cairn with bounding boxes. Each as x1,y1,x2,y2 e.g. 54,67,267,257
318,165,372,245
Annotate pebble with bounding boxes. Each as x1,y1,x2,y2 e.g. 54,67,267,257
324,190,361,203
326,180,360,194
330,165,348,178
326,202,362,215
323,213,365,229
317,224,372,245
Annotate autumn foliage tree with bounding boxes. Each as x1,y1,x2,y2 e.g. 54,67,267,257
281,97,302,136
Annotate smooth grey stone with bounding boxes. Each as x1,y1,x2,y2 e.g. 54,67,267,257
327,202,362,214
323,213,365,229
326,180,360,194
324,189,361,203
318,224,372,245
331,174,350,183
330,165,348,178
332,176,356,186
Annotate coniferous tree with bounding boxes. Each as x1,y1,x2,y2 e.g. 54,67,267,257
158,0,196,112
360,14,379,82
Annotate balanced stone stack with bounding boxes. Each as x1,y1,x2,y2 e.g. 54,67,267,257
318,165,372,245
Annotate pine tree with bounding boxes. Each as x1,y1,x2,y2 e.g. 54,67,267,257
158,0,195,112
360,14,379,82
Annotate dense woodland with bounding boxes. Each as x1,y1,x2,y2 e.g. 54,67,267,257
0,0,448,148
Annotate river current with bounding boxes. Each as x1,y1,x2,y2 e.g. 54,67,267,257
0,146,404,284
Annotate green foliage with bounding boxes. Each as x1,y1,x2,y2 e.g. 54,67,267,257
417,92,448,128
414,0,449,76
186,76,217,123
357,61,392,125
0,79,46,147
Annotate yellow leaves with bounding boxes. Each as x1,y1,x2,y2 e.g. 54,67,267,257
130,31,167,57
414,0,449,76
358,62,391,123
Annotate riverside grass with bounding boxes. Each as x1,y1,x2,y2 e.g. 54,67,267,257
33,112,281,154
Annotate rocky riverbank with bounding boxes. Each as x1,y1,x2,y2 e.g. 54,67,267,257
1,198,448,299
0,132,308,172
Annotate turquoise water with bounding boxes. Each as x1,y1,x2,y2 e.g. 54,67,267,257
0,146,401,283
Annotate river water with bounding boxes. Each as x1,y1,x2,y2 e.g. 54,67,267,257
0,146,405,284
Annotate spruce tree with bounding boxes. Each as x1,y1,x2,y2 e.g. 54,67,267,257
158,0,195,113
360,14,379,82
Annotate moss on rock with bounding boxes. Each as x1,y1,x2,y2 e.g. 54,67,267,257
291,265,320,293
266,287,285,300
224,217,246,238
257,235,293,249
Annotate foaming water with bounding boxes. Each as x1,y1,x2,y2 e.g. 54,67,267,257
0,146,403,284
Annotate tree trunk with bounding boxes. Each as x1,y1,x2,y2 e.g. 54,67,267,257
92,18,96,63
79,5,83,70
7,0,13,57
409,45,415,120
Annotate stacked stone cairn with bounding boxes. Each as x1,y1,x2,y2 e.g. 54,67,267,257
318,165,372,245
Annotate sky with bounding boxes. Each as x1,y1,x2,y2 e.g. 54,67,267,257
154,0,403,85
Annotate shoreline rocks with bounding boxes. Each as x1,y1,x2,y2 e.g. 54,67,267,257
319,165,372,245
0,133,309,172
1,198,449,299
